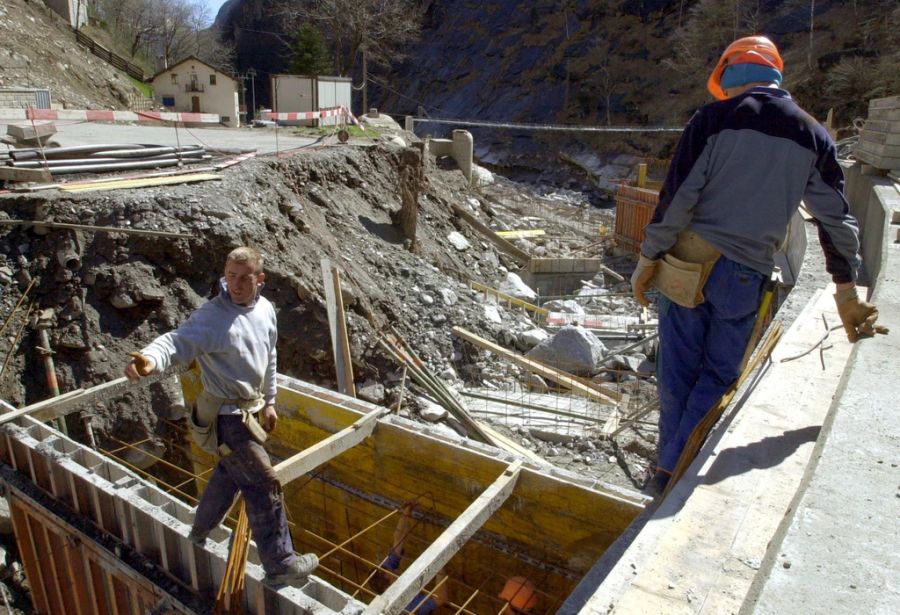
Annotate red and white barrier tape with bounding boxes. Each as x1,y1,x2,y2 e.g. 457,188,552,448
0,108,221,123
261,106,364,130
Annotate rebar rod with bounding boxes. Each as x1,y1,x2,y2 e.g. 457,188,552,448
320,508,399,560
0,277,35,339
0,302,34,379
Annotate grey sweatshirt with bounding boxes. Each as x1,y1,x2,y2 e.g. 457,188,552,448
142,279,278,405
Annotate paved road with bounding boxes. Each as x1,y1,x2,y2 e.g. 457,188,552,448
2,121,324,155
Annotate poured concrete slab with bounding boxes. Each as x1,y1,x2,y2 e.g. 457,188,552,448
748,177,900,615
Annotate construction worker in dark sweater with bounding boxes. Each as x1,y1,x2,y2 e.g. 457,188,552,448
632,36,886,496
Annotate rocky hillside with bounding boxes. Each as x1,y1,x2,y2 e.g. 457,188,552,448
0,0,145,110
217,0,898,180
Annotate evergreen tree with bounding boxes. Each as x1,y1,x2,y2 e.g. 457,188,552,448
289,24,333,75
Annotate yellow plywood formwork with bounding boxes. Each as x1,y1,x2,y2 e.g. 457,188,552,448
59,172,221,193
260,379,641,613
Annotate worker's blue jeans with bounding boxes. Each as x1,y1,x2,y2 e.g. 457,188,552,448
192,415,296,575
656,256,766,473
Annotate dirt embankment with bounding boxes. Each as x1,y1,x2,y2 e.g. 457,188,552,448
0,139,655,496
0,143,529,439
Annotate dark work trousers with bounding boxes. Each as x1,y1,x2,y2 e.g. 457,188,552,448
192,415,297,575
656,256,766,473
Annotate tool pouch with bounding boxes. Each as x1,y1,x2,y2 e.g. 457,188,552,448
651,230,721,308
190,391,267,455
241,405,268,445
190,390,222,455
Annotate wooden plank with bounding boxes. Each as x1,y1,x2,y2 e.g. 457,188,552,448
59,172,221,193
469,280,549,316
0,166,52,183
0,219,191,239
9,500,51,614
10,372,172,425
452,327,621,403
322,259,356,397
495,229,546,239
869,95,900,110
364,460,523,615
450,203,531,265
273,409,385,484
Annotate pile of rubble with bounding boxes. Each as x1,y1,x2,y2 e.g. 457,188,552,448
0,136,657,490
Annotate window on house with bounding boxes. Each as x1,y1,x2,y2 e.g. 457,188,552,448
171,74,178,84
209,74,217,86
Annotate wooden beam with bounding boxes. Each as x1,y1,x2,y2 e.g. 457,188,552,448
273,409,385,484
469,281,549,316
450,203,531,265
364,460,523,615
0,219,191,239
495,229,546,239
451,327,621,404
0,166,52,183
2,372,172,425
322,259,356,397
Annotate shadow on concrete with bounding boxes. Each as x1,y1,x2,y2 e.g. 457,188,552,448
358,215,405,244
699,425,822,486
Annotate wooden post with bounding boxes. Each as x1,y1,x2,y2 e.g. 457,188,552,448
322,259,356,397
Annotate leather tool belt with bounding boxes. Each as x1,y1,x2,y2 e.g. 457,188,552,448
651,230,721,308
190,389,267,456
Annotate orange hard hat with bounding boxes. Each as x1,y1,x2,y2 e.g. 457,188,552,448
707,35,784,100
499,576,539,612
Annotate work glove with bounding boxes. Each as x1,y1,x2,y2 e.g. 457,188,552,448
833,287,889,342
631,254,658,307
126,352,155,380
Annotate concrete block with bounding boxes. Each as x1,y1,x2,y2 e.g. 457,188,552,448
7,122,56,142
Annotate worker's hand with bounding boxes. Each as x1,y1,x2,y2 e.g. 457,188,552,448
125,352,155,381
631,254,658,307
401,501,416,517
833,287,889,342
261,404,278,432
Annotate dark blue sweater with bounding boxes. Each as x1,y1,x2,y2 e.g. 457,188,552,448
642,87,860,283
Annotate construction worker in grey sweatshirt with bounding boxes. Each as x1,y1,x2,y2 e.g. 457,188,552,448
124,246,318,587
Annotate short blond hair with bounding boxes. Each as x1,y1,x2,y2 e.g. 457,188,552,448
226,246,264,273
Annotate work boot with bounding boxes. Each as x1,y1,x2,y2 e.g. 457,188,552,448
641,470,670,498
264,553,319,588
187,527,209,545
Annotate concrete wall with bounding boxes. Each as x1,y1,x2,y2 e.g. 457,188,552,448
45,0,87,28
152,61,239,127
0,88,51,109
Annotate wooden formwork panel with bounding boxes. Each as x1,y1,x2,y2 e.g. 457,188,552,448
614,185,659,253
6,488,197,615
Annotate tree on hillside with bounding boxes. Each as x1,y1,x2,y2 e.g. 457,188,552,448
92,0,235,72
277,0,422,75
289,24,333,75
664,0,761,78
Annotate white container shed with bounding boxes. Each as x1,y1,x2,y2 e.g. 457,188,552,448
270,75,353,126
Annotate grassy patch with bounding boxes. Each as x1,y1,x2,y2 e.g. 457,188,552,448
291,124,380,138
128,76,153,98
